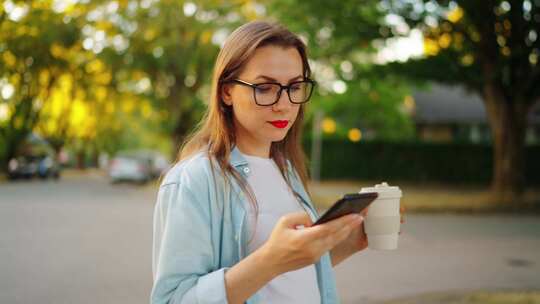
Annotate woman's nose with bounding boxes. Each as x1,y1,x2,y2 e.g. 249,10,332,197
272,90,293,111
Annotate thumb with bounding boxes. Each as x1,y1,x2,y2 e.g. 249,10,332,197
280,211,314,229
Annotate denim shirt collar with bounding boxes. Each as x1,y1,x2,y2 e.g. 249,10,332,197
229,145,249,168
229,145,294,179
229,145,317,218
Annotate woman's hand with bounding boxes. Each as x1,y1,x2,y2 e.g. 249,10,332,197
331,205,406,266
225,212,362,304
259,211,364,277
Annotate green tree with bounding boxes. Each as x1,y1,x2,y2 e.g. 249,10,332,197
268,0,415,141
0,1,82,169
271,0,540,203
383,0,539,203
92,1,253,157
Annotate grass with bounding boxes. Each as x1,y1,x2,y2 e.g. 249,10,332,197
466,291,540,304
379,290,540,304
308,180,540,213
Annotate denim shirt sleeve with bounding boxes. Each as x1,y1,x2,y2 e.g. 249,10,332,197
151,161,229,304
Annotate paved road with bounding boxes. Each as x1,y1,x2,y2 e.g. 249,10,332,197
335,213,540,303
0,172,155,304
1,172,539,304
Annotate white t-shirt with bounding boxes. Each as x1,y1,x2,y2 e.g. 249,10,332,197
241,153,321,304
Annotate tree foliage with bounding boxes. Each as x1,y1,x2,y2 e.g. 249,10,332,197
268,0,416,141
0,1,83,165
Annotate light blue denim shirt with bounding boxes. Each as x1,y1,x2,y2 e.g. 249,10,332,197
151,146,339,304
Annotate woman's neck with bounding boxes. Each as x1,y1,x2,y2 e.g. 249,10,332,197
235,135,271,159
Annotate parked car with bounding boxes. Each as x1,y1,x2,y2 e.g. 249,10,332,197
108,154,153,184
7,134,61,180
36,155,61,179
138,150,171,178
108,150,170,184
8,156,38,179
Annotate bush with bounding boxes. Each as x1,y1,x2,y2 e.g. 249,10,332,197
303,139,540,185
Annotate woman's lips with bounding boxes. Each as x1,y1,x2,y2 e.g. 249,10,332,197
269,120,289,129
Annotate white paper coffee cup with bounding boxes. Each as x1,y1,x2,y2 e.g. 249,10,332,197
359,182,402,250
367,234,399,250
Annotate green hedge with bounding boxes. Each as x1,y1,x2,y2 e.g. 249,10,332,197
303,140,540,185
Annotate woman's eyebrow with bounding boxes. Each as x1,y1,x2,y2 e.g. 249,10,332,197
254,75,304,82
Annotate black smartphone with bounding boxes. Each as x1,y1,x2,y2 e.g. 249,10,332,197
313,192,378,226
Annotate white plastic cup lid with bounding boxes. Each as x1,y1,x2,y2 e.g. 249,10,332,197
360,182,402,199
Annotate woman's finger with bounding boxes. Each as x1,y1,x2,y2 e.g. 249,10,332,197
304,214,362,240
281,211,313,229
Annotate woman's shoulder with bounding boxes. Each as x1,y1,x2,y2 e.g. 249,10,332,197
160,151,216,188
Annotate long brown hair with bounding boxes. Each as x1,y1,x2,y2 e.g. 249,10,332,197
178,20,311,213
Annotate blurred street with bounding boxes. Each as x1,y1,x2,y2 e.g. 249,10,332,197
0,171,154,304
1,172,539,304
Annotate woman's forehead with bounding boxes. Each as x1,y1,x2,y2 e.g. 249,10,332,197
239,45,304,81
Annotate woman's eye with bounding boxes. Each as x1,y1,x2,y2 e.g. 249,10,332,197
290,84,303,91
255,85,273,93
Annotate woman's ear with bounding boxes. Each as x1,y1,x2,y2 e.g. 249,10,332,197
221,84,233,106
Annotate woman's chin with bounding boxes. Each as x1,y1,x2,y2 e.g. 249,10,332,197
261,126,291,143
269,132,288,142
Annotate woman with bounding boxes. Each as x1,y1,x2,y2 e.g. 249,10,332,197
152,21,372,304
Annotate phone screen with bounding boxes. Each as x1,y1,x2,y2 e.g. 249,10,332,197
313,192,378,225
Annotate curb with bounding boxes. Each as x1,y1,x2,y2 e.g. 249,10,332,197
375,289,540,304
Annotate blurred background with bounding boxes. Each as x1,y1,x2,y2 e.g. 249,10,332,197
1,0,539,303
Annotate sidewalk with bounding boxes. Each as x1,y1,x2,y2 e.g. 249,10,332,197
308,180,540,213
376,290,540,304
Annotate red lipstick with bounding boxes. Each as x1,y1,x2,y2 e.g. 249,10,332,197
269,120,289,129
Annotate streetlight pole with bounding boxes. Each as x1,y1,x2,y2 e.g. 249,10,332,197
310,109,323,183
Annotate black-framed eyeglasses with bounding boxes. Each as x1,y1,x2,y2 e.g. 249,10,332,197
225,78,316,106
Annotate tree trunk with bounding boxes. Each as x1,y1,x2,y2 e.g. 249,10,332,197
483,83,528,204
171,107,197,161
2,129,28,172
168,83,200,161
76,149,86,170
91,145,99,168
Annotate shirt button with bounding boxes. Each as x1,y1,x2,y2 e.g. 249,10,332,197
234,234,239,241
243,167,250,174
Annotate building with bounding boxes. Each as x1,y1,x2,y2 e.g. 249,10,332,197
412,83,540,144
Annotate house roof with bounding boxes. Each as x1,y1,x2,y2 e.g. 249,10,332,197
412,83,540,125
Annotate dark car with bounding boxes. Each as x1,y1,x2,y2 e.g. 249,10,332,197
8,156,39,179
7,134,61,180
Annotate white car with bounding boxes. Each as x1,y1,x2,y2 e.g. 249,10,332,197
108,155,152,183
